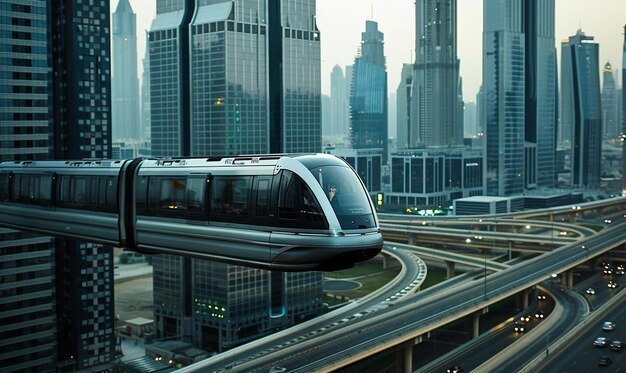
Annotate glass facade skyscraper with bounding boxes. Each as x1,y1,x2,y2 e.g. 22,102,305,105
482,0,556,196
560,30,602,188
148,0,323,353
329,65,349,140
524,0,557,189
412,0,462,148
112,0,141,141
149,0,192,157
601,62,619,139
483,0,525,196
1,1,115,371
349,20,388,163
51,1,116,370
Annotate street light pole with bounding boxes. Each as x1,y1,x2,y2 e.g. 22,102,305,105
484,247,488,299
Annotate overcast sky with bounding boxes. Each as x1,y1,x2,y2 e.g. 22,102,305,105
117,0,626,101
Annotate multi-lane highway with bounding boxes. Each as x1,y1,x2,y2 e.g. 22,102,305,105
176,200,626,372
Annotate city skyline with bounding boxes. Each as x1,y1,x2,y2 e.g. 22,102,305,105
119,0,626,101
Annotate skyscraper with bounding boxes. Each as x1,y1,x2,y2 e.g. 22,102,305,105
602,62,619,139
482,0,556,196
561,29,602,188
349,20,388,163
51,1,116,370
396,63,413,150
1,1,115,371
0,4,56,371
524,0,557,189
112,0,141,142
412,0,462,147
330,65,349,140
149,0,192,157
148,0,323,352
483,0,525,196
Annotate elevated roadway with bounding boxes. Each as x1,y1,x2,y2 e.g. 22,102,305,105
220,222,626,372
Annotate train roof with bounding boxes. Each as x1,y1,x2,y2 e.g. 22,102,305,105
0,154,350,170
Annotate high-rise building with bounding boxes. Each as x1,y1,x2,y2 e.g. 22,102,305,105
349,20,388,163
148,0,192,157
561,29,602,188
148,0,323,353
112,0,141,141
464,101,477,138
482,0,556,196
0,5,56,372
1,1,115,371
330,65,349,140
601,62,620,139
397,63,413,150
483,0,525,196
141,34,151,141
524,0,557,189
51,1,116,370
412,0,462,147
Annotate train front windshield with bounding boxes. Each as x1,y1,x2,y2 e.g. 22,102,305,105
310,165,376,230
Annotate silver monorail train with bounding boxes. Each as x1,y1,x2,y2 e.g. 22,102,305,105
0,154,383,271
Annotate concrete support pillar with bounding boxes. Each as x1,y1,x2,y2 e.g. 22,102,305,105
408,234,416,246
403,340,413,373
446,261,455,279
561,273,568,288
522,290,529,309
382,254,390,270
567,272,574,288
472,312,480,338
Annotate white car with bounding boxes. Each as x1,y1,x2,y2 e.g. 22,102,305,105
603,321,616,331
594,336,608,347
586,288,596,295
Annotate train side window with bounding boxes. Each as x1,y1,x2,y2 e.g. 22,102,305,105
73,177,87,205
146,176,206,219
160,178,184,209
58,175,88,208
277,171,328,229
93,177,117,212
0,173,9,201
11,174,52,205
39,175,52,203
277,171,298,220
186,177,206,213
255,178,270,216
136,176,148,214
210,176,251,220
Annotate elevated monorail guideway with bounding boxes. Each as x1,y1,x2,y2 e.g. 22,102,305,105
0,154,383,271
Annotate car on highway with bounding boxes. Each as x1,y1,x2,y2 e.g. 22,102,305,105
604,219,612,224
514,322,526,333
586,288,596,295
520,315,531,323
594,337,608,347
534,310,544,319
616,264,625,275
603,321,616,331
537,294,547,300
269,367,287,373
603,264,614,275
446,367,463,373
610,340,623,351
598,356,612,366
607,281,618,289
